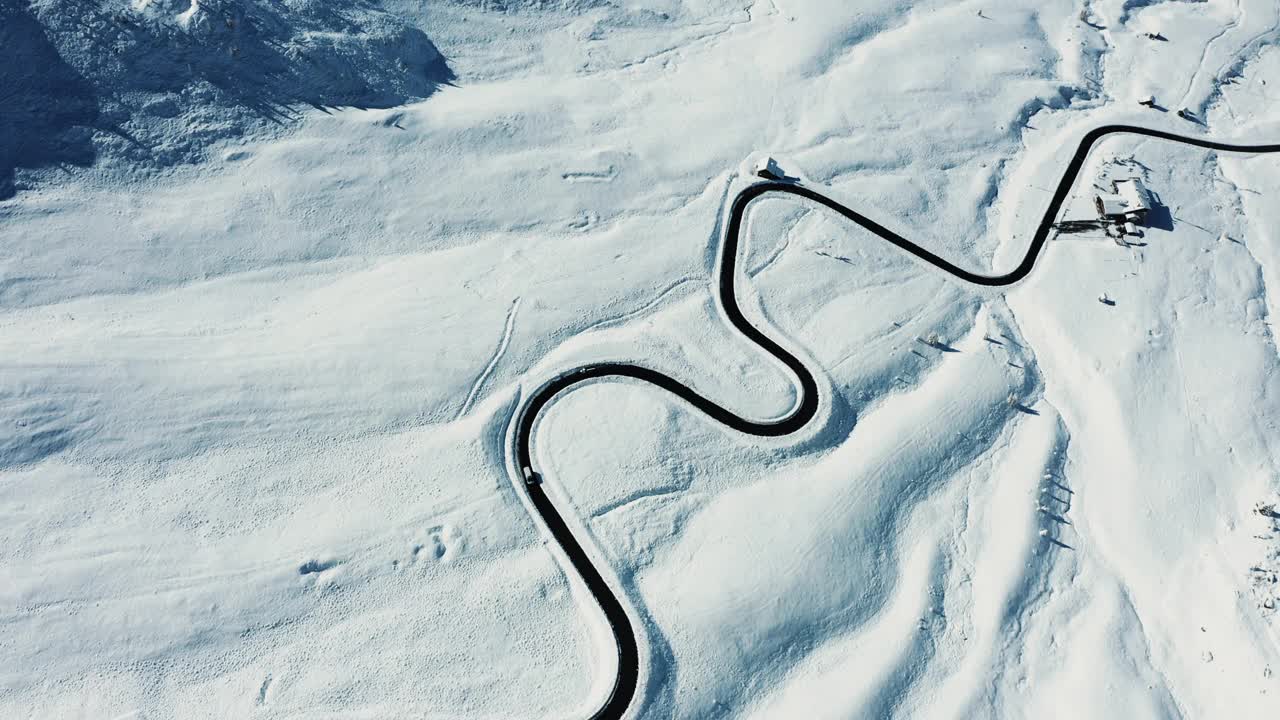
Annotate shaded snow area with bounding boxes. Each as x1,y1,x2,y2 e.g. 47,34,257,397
2,0,1279,718
1,0,454,200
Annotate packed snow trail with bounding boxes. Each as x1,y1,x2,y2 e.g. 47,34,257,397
509,126,1280,720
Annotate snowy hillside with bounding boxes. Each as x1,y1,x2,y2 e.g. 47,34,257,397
2,0,1279,718
2,0,452,199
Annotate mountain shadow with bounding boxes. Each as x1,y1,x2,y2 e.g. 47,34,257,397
4,0,456,198
0,4,100,200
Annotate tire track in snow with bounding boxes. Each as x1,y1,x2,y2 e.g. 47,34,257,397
508,126,1280,720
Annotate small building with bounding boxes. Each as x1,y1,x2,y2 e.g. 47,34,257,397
1095,177,1154,222
755,156,784,180
1115,179,1153,216
1138,94,1157,108
1095,194,1129,219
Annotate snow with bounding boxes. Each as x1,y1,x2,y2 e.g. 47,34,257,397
3,0,1280,718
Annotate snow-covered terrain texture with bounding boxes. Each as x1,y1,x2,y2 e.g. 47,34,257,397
1,0,453,200
2,0,1279,718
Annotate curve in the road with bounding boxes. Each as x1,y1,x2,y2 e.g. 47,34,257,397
510,125,1280,720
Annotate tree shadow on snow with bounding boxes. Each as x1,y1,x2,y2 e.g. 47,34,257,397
1044,536,1073,550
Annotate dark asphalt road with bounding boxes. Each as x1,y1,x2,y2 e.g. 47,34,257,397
510,125,1280,720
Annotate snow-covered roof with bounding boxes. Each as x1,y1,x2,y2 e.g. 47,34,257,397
1095,194,1129,217
1115,178,1153,212
755,156,782,178
1094,178,1154,219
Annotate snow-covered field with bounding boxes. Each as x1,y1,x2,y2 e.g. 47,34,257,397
3,0,1279,717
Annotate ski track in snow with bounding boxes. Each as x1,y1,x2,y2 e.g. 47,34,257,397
455,297,521,421
590,484,690,520
578,277,701,335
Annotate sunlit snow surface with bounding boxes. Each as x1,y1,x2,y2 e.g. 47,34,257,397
3,0,1280,718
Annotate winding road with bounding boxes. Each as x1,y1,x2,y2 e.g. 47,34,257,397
509,125,1280,720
